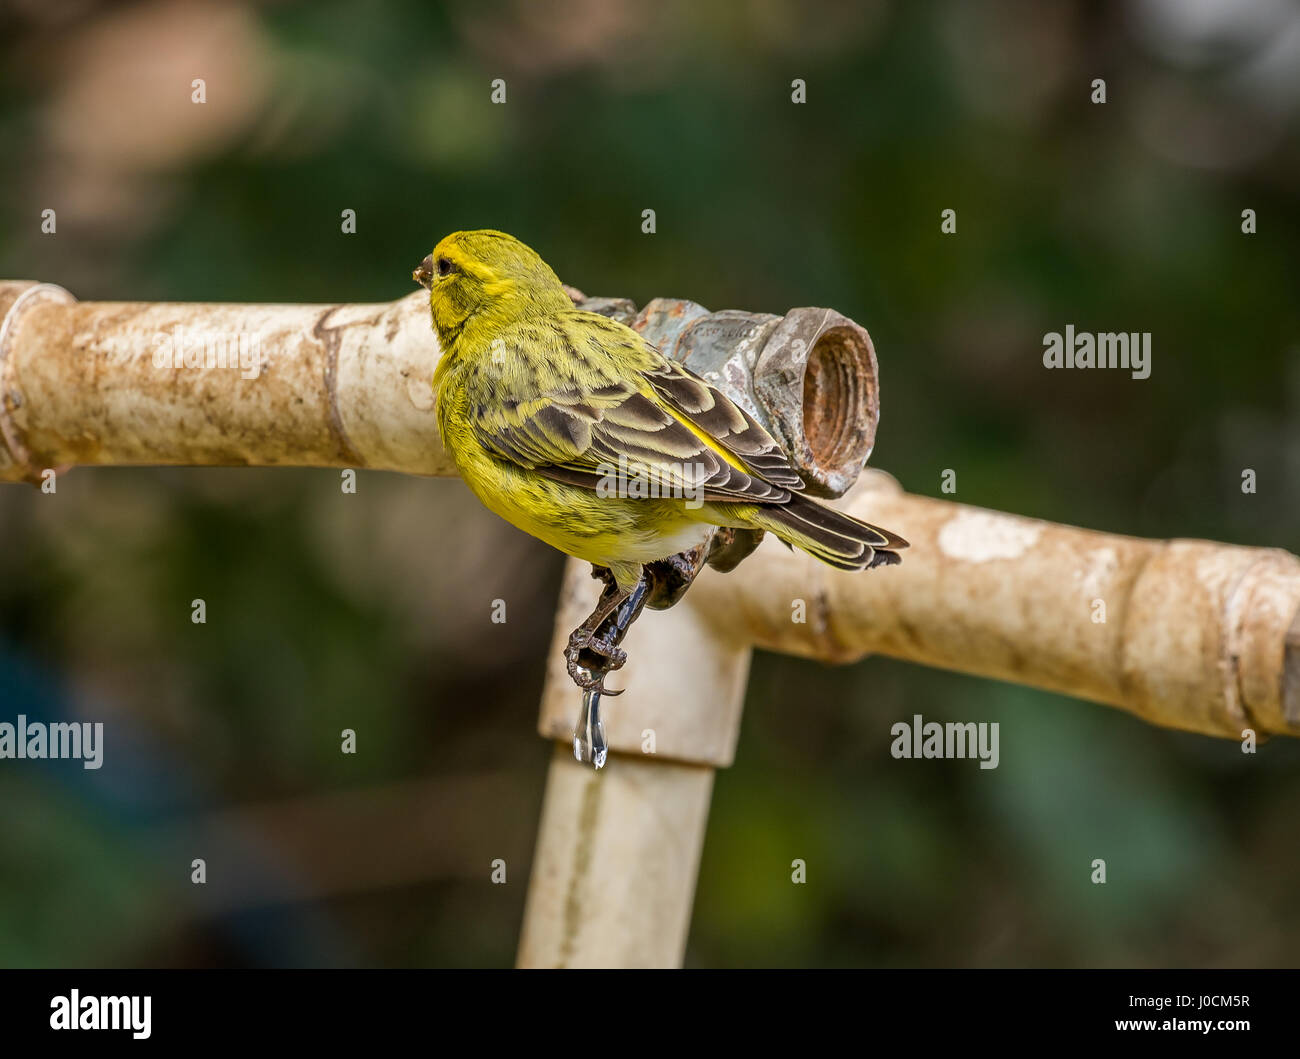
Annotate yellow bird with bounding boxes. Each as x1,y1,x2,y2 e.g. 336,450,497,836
415,229,906,696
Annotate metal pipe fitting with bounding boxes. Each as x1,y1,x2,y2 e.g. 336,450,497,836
585,295,881,498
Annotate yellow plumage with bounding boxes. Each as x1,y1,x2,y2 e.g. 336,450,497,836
417,229,907,597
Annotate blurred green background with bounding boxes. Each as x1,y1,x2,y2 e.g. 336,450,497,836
1,0,1297,967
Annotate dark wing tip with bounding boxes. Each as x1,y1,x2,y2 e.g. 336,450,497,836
866,548,903,570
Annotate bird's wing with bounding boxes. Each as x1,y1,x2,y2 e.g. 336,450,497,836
469,320,804,504
641,359,805,492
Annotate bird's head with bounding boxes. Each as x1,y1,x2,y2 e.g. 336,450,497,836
414,229,571,348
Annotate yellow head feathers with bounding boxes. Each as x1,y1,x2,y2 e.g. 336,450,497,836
414,229,570,350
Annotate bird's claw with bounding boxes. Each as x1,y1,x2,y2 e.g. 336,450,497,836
565,660,624,697
567,625,627,666
566,628,627,694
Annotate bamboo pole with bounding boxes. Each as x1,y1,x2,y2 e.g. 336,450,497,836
685,470,1300,741
516,749,719,968
516,556,752,966
0,281,458,482
524,482,1300,748
3,280,1296,736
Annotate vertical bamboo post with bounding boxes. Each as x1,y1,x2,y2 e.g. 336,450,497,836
516,558,752,968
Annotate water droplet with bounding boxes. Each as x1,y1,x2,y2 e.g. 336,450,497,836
572,686,607,770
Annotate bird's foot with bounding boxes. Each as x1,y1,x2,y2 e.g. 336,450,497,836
705,526,765,573
566,625,628,670
565,570,650,767
565,628,627,695
589,565,618,590
645,544,709,610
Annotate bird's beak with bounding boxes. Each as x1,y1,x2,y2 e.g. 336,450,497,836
413,255,434,290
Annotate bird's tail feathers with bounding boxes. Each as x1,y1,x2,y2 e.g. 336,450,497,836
753,496,908,572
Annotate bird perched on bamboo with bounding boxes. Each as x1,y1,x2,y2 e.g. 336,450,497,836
415,229,907,707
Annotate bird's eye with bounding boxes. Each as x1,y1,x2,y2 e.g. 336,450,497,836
435,257,455,277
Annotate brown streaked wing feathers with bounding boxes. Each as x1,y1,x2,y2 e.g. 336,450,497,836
644,361,806,491
475,376,793,504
